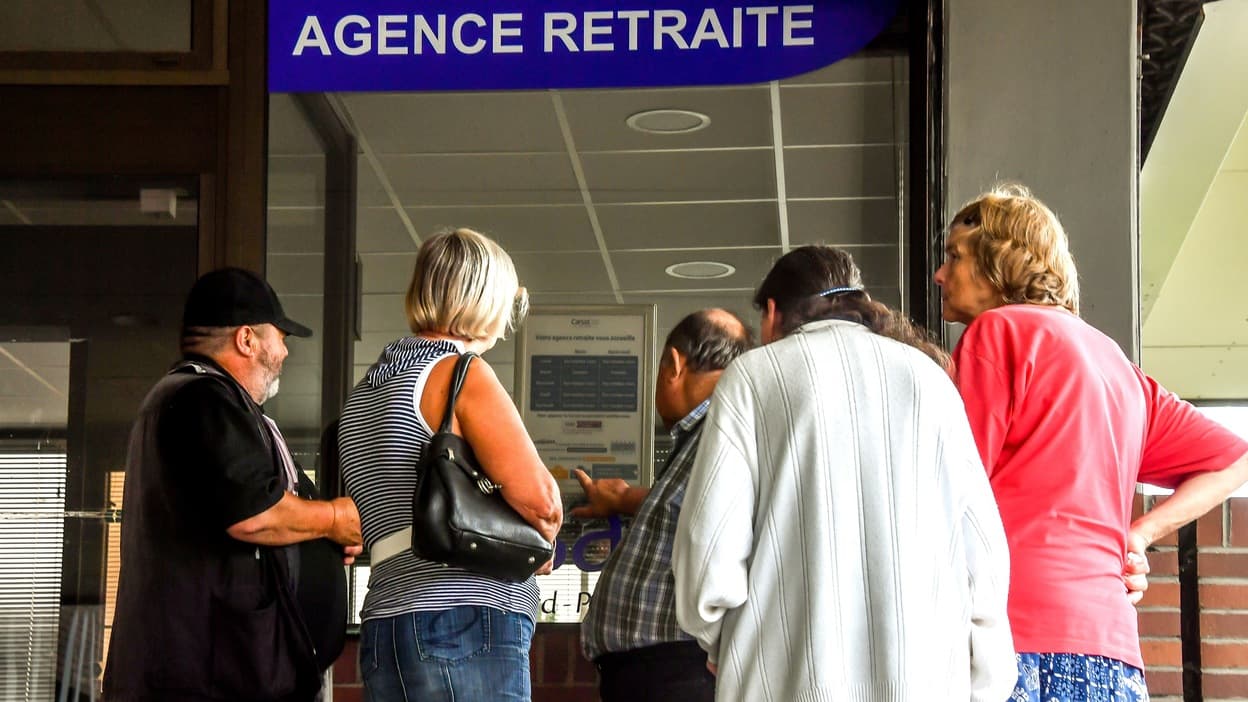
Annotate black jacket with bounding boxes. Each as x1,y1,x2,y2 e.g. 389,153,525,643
103,358,334,702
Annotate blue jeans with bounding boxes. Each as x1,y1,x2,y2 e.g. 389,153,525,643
359,606,534,702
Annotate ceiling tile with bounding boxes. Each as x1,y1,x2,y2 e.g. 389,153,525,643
786,199,900,246
0,342,71,368
783,145,897,199
510,252,612,293
268,208,325,254
623,286,905,336
355,332,401,368
265,390,321,428
274,365,320,390
405,205,596,252
491,363,516,397
278,296,324,337
359,253,417,294
528,292,621,306
612,247,781,292
357,207,418,253
379,153,581,206
0,368,66,397
268,155,326,207
622,293,760,339
781,83,898,145
782,56,898,85
559,86,770,151
357,158,397,208
0,394,66,427
871,286,903,310
281,337,322,368
582,149,775,203
343,92,565,154
481,337,516,366
268,253,325,295
598,201,779,250
361,293,407,332
619,246,901,295
268,94,323,156
831,245,902,289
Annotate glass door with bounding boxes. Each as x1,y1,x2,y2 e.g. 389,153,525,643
0,177,200,701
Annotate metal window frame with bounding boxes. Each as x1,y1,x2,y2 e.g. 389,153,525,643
289,92,359,498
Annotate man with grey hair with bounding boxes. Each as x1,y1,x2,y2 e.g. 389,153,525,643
104,267,363,702
576,308,754,702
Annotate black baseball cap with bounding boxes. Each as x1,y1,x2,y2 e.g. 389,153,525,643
182,267,313,337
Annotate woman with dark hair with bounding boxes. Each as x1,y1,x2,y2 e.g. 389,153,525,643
751,244,952,369
673,245,1016,702
935,185,1248,701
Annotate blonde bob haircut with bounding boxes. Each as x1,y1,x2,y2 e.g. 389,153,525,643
951,184,1081,315
406,228,529,341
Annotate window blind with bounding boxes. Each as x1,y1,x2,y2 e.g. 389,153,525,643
0,446,67,702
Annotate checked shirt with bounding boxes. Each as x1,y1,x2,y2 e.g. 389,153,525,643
581,400,709,661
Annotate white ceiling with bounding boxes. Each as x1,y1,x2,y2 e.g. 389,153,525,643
265,54,911,430
1140,0,1248,399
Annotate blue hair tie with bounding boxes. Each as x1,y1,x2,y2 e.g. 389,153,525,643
817,286,863,297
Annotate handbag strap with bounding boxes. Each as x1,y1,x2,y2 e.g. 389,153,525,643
438,352,479,433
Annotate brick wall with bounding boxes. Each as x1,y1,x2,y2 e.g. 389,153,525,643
329,625,599,701
530,625,599,702
1138,495,1248,702
332,638,363,702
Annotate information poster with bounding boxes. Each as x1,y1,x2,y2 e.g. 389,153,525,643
516,306,656,622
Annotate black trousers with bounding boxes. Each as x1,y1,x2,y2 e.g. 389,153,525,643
595,641,716,702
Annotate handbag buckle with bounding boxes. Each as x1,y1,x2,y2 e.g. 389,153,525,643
476,477,502,495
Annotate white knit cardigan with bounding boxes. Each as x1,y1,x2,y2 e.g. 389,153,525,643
673,320,1016,702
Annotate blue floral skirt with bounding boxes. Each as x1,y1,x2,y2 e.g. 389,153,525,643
1011,653,1150,702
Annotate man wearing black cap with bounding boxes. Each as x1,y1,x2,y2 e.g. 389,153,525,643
104,268,363,702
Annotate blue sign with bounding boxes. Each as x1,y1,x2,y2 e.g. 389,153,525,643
268,0,900,92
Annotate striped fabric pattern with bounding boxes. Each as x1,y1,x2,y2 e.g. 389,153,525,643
339,336,540,622
672,319,1017,702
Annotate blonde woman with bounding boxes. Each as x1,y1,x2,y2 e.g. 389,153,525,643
935,185,1248,701
339,229,562,702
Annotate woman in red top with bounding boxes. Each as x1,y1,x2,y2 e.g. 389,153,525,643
934,184,1248,701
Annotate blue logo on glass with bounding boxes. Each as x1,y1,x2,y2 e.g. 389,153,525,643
268,0,900,92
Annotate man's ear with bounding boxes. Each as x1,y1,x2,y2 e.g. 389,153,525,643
662,346,684,380
233,325,256,357
764,298,782,340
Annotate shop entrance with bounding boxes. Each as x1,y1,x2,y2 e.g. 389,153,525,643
268,43,924,622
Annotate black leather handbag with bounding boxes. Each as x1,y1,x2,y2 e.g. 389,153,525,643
411,352,554,582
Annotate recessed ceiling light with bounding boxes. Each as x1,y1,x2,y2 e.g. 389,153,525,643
627,109,711,135
665,261,736,280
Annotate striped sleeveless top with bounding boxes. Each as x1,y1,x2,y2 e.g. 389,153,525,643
339,336,539,622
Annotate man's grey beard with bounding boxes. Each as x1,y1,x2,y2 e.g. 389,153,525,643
258,376,280,405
